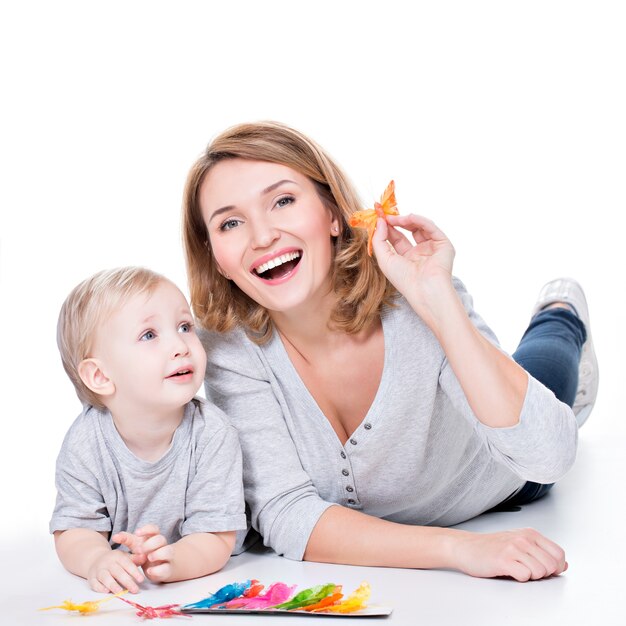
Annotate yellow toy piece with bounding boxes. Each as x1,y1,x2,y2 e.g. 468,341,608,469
39,589,128,614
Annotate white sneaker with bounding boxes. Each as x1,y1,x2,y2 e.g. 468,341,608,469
531,278,598,427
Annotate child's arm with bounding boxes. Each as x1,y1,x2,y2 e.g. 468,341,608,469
54,529,145,593
114,525,235,583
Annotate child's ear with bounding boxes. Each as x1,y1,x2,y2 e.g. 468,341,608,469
77,358,115,397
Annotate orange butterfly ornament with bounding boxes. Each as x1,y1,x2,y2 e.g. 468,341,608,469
349,180,399,256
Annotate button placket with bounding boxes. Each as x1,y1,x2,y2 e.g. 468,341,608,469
341,416,373,507
339,447,358,506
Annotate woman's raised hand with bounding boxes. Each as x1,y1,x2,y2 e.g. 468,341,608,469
371,214,456,304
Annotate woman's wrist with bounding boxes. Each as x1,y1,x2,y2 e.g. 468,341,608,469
421,527,470,571
404,276,461,337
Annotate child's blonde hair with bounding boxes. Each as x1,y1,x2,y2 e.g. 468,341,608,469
57,267,165,408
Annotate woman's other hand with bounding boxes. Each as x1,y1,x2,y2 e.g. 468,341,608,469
453,527,568,581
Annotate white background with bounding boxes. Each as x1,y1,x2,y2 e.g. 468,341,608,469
0,1,624,623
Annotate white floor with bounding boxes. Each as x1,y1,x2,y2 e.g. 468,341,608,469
1,418,623,626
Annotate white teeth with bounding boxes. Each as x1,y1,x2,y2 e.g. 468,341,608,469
255,251,300,275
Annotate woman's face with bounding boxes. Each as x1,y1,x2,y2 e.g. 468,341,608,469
200,159,339,315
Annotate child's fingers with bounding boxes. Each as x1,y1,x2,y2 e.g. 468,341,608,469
141,534,168,555
144,561,172,582
111,561,143,593
134,524,160,537
111,531,135,547
88,578,109,594
147,544,174,563
93,568,126,594
130,552,147,566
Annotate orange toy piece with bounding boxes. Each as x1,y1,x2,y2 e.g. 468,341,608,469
301,586,344,611
39,590,128,614
349,180,399,256
312,581,370,614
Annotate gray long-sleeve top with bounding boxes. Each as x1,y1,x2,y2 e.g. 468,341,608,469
201,278,578,561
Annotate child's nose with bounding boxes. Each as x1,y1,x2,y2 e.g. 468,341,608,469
172,334,190,358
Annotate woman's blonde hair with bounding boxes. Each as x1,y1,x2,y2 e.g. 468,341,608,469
57,266,165,408
182,121,396,343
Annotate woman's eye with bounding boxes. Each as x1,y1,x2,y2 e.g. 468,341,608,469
220,218,241,232
276,195,295,208
179,322,193,333
140,330,156,341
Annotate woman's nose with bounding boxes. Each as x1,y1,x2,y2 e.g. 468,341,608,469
250,216,279,249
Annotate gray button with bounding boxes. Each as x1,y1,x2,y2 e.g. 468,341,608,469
347,499,356,505
340,451,346,459
346,486,354,492
350,438,357,445
364,423,372,430
342,469,349,476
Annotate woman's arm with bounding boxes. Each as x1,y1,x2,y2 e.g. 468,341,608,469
373,215,577,482
418,277,529,428
203,327,569,581
202,328,335,560
373,215,527,428
305,505,567,582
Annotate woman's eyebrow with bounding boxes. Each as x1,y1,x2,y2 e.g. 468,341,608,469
262,179,297,195
208,179,298,224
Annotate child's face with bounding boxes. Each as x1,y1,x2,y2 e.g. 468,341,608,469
90,280,206,414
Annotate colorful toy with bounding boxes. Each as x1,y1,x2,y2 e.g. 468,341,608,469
39,579,390,618
39,589,127,614
349,180,399,255
117,596,189,619
182,579,387,616
183,579,257,609
312,581,370,613
217,582,295,609
272,583,338,610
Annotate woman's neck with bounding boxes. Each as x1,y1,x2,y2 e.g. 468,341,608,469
269,285,339,357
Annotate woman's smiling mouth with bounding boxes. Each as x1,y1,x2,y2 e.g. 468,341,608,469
251,249,302,282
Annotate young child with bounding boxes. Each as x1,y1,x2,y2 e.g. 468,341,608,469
50,267,246,594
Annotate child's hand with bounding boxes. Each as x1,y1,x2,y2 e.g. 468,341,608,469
113,525,174,583
86,549,145,594
454,528,567,581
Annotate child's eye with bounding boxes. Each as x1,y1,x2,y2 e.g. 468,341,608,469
178,322,193,334
276,195,295,208
140,330,156,341
219,218,242,232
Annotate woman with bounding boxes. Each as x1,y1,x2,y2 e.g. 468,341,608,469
182,122,597,582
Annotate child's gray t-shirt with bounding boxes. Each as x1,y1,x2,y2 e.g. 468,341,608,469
201,278,578,561
49,397,247,544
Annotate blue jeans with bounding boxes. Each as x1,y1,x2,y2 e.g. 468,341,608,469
491,308,587,510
